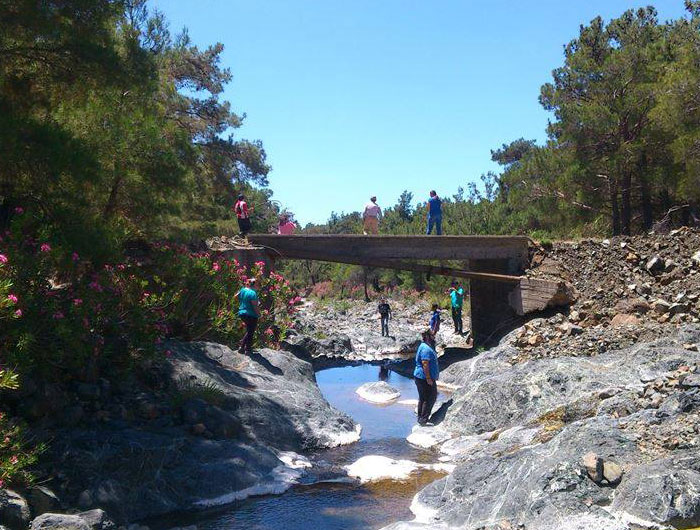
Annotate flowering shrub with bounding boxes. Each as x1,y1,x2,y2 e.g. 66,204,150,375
0,211,297,382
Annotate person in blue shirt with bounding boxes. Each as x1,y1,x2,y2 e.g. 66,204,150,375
413,330,439,426
449,280,465,334
429,304,441,336
235,278,260,354
426,190,442,235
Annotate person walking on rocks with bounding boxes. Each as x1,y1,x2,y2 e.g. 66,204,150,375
414,330,439,426
449,280,464,334
378,298,392,337
426,190,442,235
363,196,382,235
234,193,252,237
235,278,260,354
429,303,441,336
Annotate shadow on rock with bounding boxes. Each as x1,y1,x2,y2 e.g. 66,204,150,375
429,398,453,425
249,351,284,375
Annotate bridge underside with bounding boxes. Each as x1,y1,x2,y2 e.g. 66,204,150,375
212,235,571,345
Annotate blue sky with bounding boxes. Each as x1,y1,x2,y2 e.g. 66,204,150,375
149,0,687,225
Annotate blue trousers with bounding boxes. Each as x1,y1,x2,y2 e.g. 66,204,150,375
426,215,442,235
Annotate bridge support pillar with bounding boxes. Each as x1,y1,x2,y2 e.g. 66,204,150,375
469,258,522,345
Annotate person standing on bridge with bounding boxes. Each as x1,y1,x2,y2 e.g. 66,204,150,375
234,194,252,237
426,190,442,235
235,278,260,354
277,213,296,235
362,196,382,235
449,280,464,334
414,330,439,426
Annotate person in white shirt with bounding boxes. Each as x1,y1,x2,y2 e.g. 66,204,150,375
363,196,382,235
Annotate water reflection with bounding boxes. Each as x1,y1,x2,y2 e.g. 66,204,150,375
191,364,448,530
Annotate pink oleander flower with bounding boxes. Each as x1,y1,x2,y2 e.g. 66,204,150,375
73,298,83,306
7,294,18,304
14,207,23,214
53,311,65,320
40,243,51,252
72,252,80,262
0,254,7,264
212,262,220,272
264,328,274,336
13,309,22,318
9,455,18,465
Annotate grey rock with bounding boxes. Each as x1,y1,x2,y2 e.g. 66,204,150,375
611,452,700,528
27,486,60,517
692,250,700,267
602,461,623,485
582,452,603,483
30,514,90,530
76,383,100,401
646,255,665,274
0,489,31,530
43,342,357,523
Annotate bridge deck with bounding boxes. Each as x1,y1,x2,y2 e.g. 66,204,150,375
247,234,529,267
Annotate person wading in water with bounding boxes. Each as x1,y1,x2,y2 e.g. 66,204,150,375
235,278,260,354
414,330,439,426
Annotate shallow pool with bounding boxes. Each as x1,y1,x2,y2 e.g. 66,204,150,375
188,364,448,530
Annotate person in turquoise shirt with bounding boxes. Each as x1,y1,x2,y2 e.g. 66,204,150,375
235,278,260,354
413,330,439,426
449,280,464,334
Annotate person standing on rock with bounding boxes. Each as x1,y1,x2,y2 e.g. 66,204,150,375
362,196,382,235
414,330,439,426
378,298,392,337
234,193,252,237
426,190,442,235
429,303,441,336
235,278,260,354
449,281,464,334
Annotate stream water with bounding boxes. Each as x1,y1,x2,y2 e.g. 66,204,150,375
188,364,449,530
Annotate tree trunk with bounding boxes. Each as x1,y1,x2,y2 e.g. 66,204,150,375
620,170,632,235
104,171,123,219
610,179,621,235
640,176,653,232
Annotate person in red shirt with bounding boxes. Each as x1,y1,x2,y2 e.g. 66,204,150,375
234,194,252,236
277,214,297,235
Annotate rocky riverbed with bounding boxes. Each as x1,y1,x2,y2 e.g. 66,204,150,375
4,229,700,530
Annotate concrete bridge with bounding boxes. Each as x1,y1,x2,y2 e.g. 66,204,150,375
210,234,572,344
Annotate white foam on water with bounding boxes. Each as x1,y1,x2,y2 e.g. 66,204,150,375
322,423,362,446
276,451,312,469
194,465,303,507
406,425,452,448
345,455,454,484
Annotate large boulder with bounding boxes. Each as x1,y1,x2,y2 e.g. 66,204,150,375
355,381,401,404
30,510,114,530
41,343,359,523
0,489,31,530
382,326,700,530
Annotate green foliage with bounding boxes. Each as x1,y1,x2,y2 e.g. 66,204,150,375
171,376,227,408
0,212,297,382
